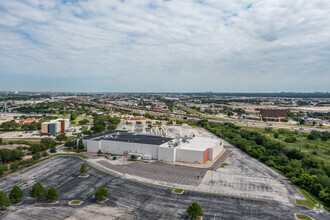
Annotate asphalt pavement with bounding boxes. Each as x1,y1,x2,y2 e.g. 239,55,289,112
0,156,328,220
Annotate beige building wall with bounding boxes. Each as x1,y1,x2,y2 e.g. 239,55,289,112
41,123,49,134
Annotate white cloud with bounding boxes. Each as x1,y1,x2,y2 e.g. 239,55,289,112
0,0,329,92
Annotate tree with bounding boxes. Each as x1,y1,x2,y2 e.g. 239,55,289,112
0,138,2,145
79,119,90,125
227,111,234,117
94,188,108,200
55,134,67,144
50,146,56,153
9,185,24,203
80,164,87,173
78,139,84,152
0,191,11,210
187,202,203,219
307,130,321,140
70,112,77,121
32,152,42,161
65,138,76,149
46,187,58,200
107,124,117,131
0,165,8,176
29,182,46,202
10,162,19,171
321,132,329,141
40,138,56,148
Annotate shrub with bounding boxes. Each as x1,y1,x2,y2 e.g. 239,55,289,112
10,163,19,171
46,187,58,200
80,164,87,173
187,202,203,219
95,188,108,200
284,136,297,143
307,130,321,140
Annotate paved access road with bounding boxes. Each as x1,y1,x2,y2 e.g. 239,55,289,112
0,156,328,220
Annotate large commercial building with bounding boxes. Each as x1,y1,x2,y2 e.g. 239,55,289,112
260,108,287,122
81,131,224,164
41,118,70,136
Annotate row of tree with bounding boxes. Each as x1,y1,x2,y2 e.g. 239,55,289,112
0,183,58,210
195,120,330,207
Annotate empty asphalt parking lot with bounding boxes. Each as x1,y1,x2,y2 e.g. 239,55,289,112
0,156,328,220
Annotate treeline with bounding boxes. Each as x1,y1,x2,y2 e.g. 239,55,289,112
0,93,51,101
194,120,330,207
91,114,121,134
15,102,94,116
0,120,43,131
0,149,24,164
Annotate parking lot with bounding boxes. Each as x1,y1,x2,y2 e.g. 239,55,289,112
0,156,328,220
94,159,207,186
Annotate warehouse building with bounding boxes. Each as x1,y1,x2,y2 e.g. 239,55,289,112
81,131,223,164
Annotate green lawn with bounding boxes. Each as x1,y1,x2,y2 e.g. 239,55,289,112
173,189,184,194
296,188,329,212
70,200,82,204
296,214,312,220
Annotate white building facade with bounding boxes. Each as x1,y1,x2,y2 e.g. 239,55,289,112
81,131,224,164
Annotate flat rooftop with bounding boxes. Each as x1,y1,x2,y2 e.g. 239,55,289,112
82,130,173,145
177,137,221,151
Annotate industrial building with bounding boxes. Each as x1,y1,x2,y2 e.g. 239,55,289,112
41,118,70,136
81,131,223,164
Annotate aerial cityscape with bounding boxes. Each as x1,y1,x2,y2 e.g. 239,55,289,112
0,1,329,220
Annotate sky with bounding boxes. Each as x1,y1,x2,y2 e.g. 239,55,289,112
0,0,329,93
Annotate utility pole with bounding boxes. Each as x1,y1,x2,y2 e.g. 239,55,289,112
246,116,248,131
266,108,268,129
300,124,303,152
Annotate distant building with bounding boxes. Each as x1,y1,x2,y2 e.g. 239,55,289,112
41,118,70,136
260,108,287,122
19,118,43,125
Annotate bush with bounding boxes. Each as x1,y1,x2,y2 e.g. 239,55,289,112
187,202,203,219
0,165,8,176
284,136,297,143
46,187,58,200
80,164,87,173
10,163,19,171
42,151,49,157
95,188,108,200
49,146,56,153
32,152,42,161
274,132,279,138
321,132,329,141
307,130,321,140
18,160,27,167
